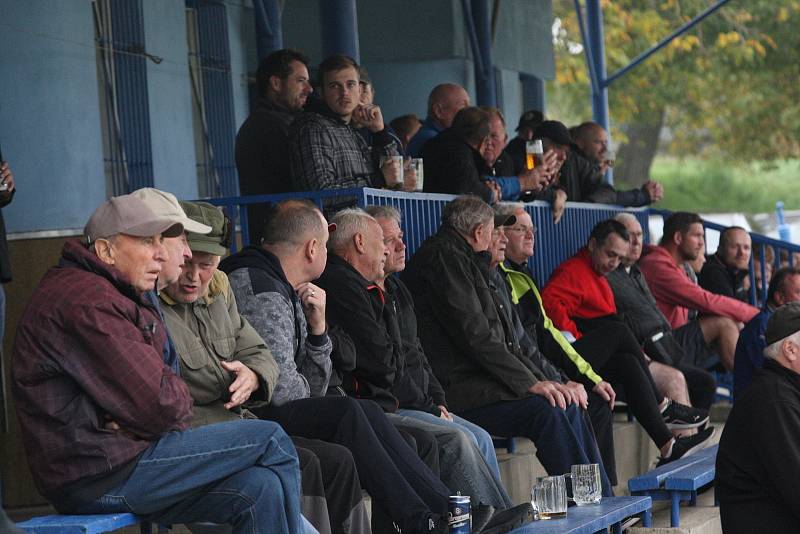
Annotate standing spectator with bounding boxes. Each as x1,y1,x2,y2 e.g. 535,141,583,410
289,55,400,193
542,219,714,464
505,110,545,175
402,196,613,494
698,226,752,303
0,160,15,348
638,212,759,370
12,195,303,531
236,49,313,243
528,121,570,223
407,83,471,157
734,267,800,400
390,114,423,156
608,213,717,411
717,303,800,533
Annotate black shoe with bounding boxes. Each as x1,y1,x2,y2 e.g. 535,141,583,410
661,399,709,430
657,426,715,466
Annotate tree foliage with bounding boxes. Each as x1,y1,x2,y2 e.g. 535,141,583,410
549,0,800,164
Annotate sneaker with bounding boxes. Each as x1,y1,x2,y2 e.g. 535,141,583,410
657,426,715,466
661,399,709,430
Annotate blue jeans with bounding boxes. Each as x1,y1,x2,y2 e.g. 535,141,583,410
389,410,512,509
461,397,613,497
75,420,303,533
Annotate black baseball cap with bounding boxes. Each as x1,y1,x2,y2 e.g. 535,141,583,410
766,302,800,345
533,120,572,146
516,110,544,132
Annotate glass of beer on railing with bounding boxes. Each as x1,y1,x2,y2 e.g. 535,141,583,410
525,139,544,170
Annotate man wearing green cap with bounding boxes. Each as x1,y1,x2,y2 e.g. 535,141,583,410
717,302,800,533
160,201,371,534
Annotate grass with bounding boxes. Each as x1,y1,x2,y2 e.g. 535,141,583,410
619,158,800,214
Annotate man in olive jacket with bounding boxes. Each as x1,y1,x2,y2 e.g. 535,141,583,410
402,195,610,493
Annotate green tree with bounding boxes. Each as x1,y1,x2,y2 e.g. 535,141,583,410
549,0,800,187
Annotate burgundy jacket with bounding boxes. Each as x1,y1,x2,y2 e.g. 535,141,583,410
12,239,192,510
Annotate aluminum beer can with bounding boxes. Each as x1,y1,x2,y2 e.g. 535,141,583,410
448,495,471,533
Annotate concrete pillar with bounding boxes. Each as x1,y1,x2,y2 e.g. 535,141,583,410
320,0,360,62
254,0,283,60
521,74,546,114
471,0,496,106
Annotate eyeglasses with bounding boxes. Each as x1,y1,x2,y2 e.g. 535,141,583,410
506,225,537,235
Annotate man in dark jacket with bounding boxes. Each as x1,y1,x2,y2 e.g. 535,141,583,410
401,195,612,495
698,226,752,303
221,199,451,534
316,207,512,512
235,49,313,243
717,302,800,533
12,194,303,532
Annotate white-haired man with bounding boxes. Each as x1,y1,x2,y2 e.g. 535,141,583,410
717,302,800,533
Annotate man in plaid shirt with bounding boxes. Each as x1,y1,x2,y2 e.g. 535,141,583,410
289,54,400,193
12,194,304,533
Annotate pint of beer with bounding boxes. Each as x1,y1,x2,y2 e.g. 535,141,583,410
525,140,544,170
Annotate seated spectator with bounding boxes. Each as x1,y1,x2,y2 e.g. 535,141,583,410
566,122,664,207
638,212,759,370
156,200,368,534
407,83,471,157
734,267,800,400
717,303,800,533
12,194,302,531
390,114,423,156
542,219,714,464
235,48,313,244
318,206,512,515
402,195,613,494
607,213,717,411
289,55,400,193
220,200,451,534
698,226,752,303
505,110,545,175
527,121,570,223
479,107,556,201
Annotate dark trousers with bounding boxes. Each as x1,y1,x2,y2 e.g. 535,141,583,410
255,396,449,533
393,423,441,475
586,392,617,487
460,398,613,497
574,324,674,448
678,363,717,411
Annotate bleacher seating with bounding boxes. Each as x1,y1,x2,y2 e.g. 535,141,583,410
508,495,652,533
17,513,151,534
628,444,719,527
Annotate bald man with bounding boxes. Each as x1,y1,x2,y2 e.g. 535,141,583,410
407,83,471,157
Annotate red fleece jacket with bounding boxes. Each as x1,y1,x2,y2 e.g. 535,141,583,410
542,248,617,339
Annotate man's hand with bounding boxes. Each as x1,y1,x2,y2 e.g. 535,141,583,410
296,282,326,335
103,415,142,440
540,149,559,184
0,162,15,196
438,405,454,422
483,180,502,204
220,360,260,410
381,157,402,188
643,180,664,203
552,189,567,224
528,381,567,409
353,104,385,133
402,160,417,192
565,381,589,410
592,380,616,409
517,166,550,193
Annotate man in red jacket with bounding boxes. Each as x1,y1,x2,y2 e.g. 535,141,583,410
638,212,758,370
12,194,302,533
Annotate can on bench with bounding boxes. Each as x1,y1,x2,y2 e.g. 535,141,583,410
448,494,471,533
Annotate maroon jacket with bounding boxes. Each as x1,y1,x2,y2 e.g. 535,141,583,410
12,239,192,510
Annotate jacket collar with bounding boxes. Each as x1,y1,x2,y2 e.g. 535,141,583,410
763,358,800,392
325,253,385,302
220,245,290,286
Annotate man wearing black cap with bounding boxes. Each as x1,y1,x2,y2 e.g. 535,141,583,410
717,302,800,533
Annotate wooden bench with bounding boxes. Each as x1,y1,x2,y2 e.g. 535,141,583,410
17,513,152,534
508,495,652,533
629,444,718,527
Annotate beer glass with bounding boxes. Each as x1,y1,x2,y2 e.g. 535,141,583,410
410,158,424,191
525,140,544,170
380,155,404,187
566,464,602,505
531,475,567,519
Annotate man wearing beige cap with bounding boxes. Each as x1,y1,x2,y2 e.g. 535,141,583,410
12,194,304,533
717,302,800,533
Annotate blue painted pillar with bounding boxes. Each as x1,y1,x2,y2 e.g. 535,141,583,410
585,0,613,183
471,0,496,106
254,0,282,60
521,74,546,114
320,0,360,62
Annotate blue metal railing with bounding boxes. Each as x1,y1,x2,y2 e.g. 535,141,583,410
202,188,648,283
651,208,800,307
